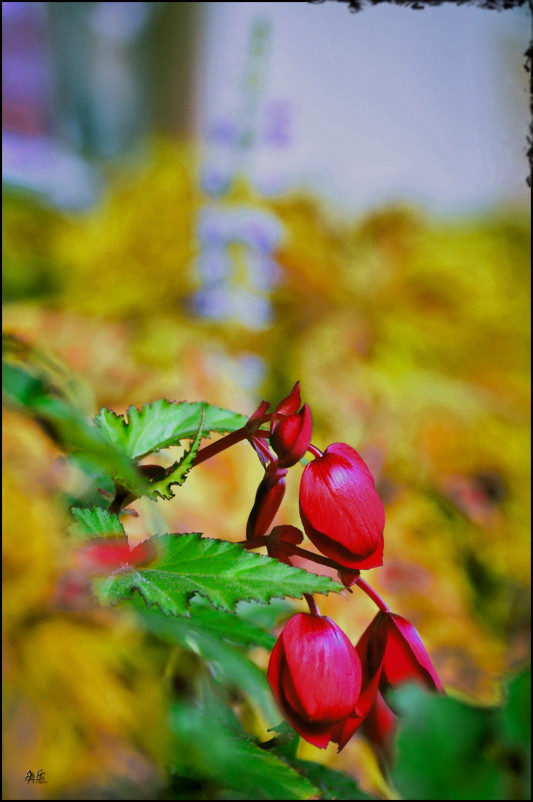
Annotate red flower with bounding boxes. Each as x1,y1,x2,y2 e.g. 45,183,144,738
378,612,444,693
267,612,362,749
334,610,443,751
270,383,312,468
299,443,385,570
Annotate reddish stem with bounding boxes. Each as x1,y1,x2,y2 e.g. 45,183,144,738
193,426,249,466
304,593,320,616
354,577,391,613
193,421,272,467
306,443,323,459
240,538,348,572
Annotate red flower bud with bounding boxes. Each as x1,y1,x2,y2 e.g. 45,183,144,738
271,404,313,467
333,609,443,751
379,612,444,693
272,382,302,421
355,611,444,695
269,383,312,468
246,463,287,540
266,525,304,564
299,443,385,570
267,613,362,749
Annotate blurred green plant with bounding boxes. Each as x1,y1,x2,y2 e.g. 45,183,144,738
390,674,531,801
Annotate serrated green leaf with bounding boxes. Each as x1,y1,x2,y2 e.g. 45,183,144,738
93,533,342,616
148,410,205,500
70,506,125,540
93,399,248,459
287,759,375,800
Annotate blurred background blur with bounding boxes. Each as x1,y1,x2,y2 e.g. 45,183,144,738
3,2,531,799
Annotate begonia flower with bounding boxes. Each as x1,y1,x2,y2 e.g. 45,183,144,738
269,383,312,468
267,612,362,749
334,609,443,750
299,443,385,570
379,612,445,693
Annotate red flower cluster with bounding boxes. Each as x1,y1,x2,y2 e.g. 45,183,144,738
241,383,443,759
268,608,443,755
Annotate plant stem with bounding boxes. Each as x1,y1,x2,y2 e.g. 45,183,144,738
240,538,346,571
354,577,390,613
306,444,323,459
192,424,270,467
304,593,320,615
193,427,248,466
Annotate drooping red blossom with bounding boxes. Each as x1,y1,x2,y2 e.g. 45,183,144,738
354,611,444,694
246,461,287,540
267,612,362,749
379,612,445,693
269,383,312,468
334,608,443,751
299,442,385,570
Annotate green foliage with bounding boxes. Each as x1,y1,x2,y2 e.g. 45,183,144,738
390,671,531,801
3,359,145,495
169,692,319,800
70,506,125,540
130,600,277,719
286,759,375,800
93,399,248,459
183,597,276,649
94,533,342,616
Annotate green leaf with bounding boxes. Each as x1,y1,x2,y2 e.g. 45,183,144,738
500,667,531,745
286,759,375,800
148,411,205,500
129,601,277,719
170,698,318,800
391,684,505,801
93,399,248,459
70,506,125,540
93,533,342,616
3,361,144,496
236,598,297,632
186,598,276,649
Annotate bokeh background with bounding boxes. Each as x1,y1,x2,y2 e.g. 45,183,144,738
3,2,531,799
